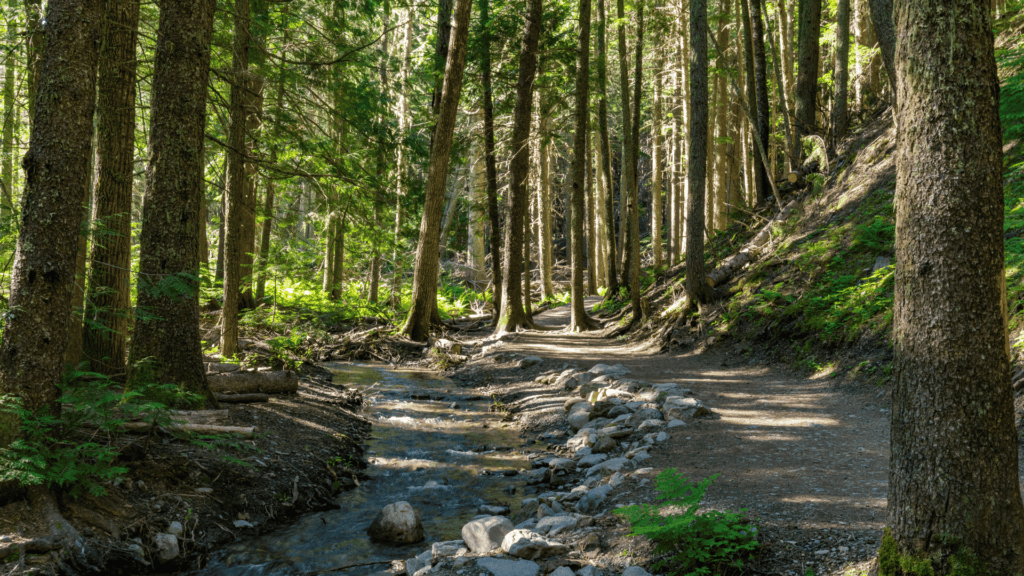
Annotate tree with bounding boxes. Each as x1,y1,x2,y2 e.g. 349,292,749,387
866,0,895,100
83,0,141,376
794,0,821,142
568,0,598,332
615,0,632,277
494,0,543,334
685,0,713,306
221,0,252,359
749,0,770,204
0,0,103,437
830,0,849,143
885,0,1024,572
478,0,503,320
596,0,619,297
401,0,473,341
133,0,217,405
626,0,644,321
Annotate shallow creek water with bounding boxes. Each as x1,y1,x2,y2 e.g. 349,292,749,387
191,362,528,576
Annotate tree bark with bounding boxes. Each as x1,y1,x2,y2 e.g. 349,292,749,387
626,0,644,321
133,0,217,406
469,121,487,287
651,47,664,270
795,0,821,143
65,133,94,370
479,0,502,321
586,127,597,295
831,0,850,144
83,0,140,376
1,39,14,218
685,0,713,306
887,0,1024,572
255,151,274,303
0,0,102,440
750,0,770,205
865,0,895,101
207,371,297,395
596,0,619,298
616,0,632,279
221,0,251,359
393,9,414,305
568,0,597,332
401,0,472,341
330,216,345,300
494,0,542,334
539,102,555,299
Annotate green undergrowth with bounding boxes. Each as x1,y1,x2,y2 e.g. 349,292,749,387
615,469,759,576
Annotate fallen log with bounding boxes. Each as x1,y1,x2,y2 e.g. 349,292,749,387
121,422,255,436
206,362,241,374
169,409,230,426
214,393,269,403
706,200,800,289
207,370,298,395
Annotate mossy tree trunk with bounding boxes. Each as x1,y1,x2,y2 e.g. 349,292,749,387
133,0,217,406
794,0,821,145
886,0,1024,572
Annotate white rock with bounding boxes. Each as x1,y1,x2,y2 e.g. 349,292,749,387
413,566,432,576
655,431,669,442
622,566,652,576
587,364,630,377
662,396,709,420
479,504,511,515
153,533,179,563
462,516,514,553
548,458,576,471
567,403,594,431
501,529,570,560
537,503,556,519
667,419,686,428
432,540,466,560
477,557,541,576
576,484,613,513
166,521,183,537
550,567,576,576
535,515,578,536
233,520,255,528
636,420,665,432
576,454,608,468
608,472,626,488
586,457,629,477
367,501,425,544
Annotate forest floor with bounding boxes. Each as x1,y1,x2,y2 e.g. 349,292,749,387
446,297,892,576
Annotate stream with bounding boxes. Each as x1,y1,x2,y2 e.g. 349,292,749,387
190,362,528,576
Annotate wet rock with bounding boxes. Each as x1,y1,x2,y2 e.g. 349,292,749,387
575,484,613,513
667,419,686,428
550,567,576,576
548,458,576,471
368,501,425,544
477,557,541,576
576,453,607,468
153,533,179,563
432,540,466,560
519,356,544,368
567,403,593,431
662,397,709,420
587,364,630,378
586,457,629,477
405,550,433,576
479,504,511,516
536,515,578,536
462,516,514,553
501,529,570,559
622,566,652,576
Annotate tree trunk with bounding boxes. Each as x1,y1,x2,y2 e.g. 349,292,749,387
65,133,94,370
594,128,606,287
479,0,502,321
597,0,619,298
795,0,821,144
750,0,770,204
323,214,335,292
468,121,487,287
215,163,226,282
685,0,713,306
887,0,1024,571
523,172,533,320
1,43,14,218
494,0,542,335
393,9,414,305
255,151,274,303
132,0,217,405
401,0,472,341
220,0,250,359
830,0,850,144
238,75,262,311
83,0,139,376
712,0,732,230
22,0,43,122
330,216,345,300
539,102,555,299
568,0,597,332
651,48,664,270
740,0,757,204
626,0,644,321
616,0,632,279
865,0,895,101
0,0,103,440
586,126,597,295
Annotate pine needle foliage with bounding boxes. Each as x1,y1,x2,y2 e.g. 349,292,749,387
614,469,759,576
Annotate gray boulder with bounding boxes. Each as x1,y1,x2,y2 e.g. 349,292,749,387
519,356,544,368
153,533,179,563
586,457,629,477
550,567,576,576
662,396,709,420
405,550,433,576
567,403,593,430
576,484,613,513
535,515,578,537
431,540,465,560
625,408,663,428
477,557,541,576
501,529,570,559
622,567,652,576
367,501,425,544
577,453,608,468
462,516,514,553
548,458,576,471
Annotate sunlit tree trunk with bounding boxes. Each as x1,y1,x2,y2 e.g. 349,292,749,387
712,0,731,231
795,0,821,145
831,0,849,144
255,151,275,303
568,0,597,331
401,0,472,341
685,0,713,305
866,0,895,100
330,215,345,300
651,46,664,270
625,0,643,321
888,0,1024,570
133,0,217,404
538,98,555,299
615,0,632,278
586,127,597,295
596,0,619,297
392,9,414,305
479,0,502,321
494,0,542,334
1,48,14,216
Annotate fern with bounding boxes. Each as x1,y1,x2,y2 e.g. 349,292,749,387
615,469,759,576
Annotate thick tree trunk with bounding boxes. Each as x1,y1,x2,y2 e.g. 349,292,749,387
330,216,345,300
712,0,732,231
795,0,821,144
494,0,542,335
238,75,262,311
866,0,895,101
22,0,42,122
469,124,487,287
65,135,94,370
221,0,250,358
539,104,555,299
741,0,757,204
651,49,664,270
615,0,632,279
685,0,713,306
586,127,597,295
0,0,102,439
83,0,140,376
626,0,644,321
132,0,217,405
886,1,1024,572
750,0,770,205
831,0,850,144
208,371,298,395
401,0,472,341
596,0,619,298
1,45,14,217
568,0,597,332
479,0,502,320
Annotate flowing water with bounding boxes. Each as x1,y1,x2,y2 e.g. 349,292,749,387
190,362,528,576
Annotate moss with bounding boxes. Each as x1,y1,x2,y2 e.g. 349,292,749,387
879,527,996,576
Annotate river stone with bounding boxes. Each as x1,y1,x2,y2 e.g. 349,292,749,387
567,431,596,452
477,557,541,576
622,567,652,576
575,484,613,513
549,458,576,471
537,503,557,519
591,435,617,453
637,419,665,433
153,533,179,563
653,384,692,397
587,364,630,377
563,372,595,392
405,550,433,576
586,457,629,477
516,518,539,530
479,504,511,515
536,515,578,537
432,540,465,560
462,516,514,553
578,566,599,576
553,370,580,389
655,431,669,442
625,409,663,428
635,390,660,403
519,356,544,369
564,397,589,412
577,453,607,468
567,403,593,430
367,501,425,544
608,472,626,488
667,419,687,428
550,567,575,576
607,405,631,418
663,397,709,420
501,529,570,559
166,521,184,536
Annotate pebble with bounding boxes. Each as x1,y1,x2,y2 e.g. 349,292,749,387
166,521,183,536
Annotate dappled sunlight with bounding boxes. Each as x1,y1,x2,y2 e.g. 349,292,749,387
715,408,841,428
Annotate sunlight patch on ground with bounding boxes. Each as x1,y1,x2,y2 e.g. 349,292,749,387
715,408,840,428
